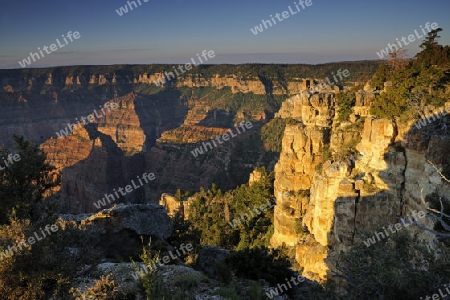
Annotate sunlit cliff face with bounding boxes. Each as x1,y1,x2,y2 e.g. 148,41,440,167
271,90,445,282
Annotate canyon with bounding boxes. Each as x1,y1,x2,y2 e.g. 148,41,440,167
1,64,370,214
2,62,444,286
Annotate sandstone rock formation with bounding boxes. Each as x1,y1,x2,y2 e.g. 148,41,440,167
249,169,264,185
1,66,349,102
353,91,377,116
32,91,194,213
272,91,336,249
159,193,185,218
271,89,446,283
276,91,336,126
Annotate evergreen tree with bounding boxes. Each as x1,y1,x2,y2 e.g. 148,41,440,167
371,63,389,90
0,135,61,224
370,28,450,120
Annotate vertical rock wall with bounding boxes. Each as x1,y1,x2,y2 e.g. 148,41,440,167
271,90,448,282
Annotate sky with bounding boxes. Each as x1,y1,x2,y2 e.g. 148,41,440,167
0,0,449,69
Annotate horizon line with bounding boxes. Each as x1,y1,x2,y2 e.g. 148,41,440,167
0,59,386,71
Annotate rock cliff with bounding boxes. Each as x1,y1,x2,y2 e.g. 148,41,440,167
271,88,448,282
1,66,350,101
0,63,382,217
37,91,188,213
271,91,335,250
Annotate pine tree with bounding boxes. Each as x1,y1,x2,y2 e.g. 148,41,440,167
0,135,61,224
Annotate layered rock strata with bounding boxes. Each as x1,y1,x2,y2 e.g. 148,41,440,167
272,91,447,282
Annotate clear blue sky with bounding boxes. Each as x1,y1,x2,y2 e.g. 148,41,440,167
1,0,449,68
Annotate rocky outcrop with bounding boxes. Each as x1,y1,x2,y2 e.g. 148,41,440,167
72,262,142,296
159,193,183,217
40,126,93,170
271,91,336,249
272,88,447,282
173,74,267,94
0,82,264,213
144,141,232,195
1,65,352,99
75,262,290,300
276,91,336,126
353,91,377,116
80,204,173,240
96,93,146,155
134,72,165,85
58,204,172,263
249,169,264,185
42,123,139,213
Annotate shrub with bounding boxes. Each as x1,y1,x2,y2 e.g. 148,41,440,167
370,90,409,120
247,282,264,300
173,273,208,289
215,288,241,300
363,181,377,193
131,239,162,298
131,239,197,300
260,118,289,152
214,261,233,284
371,64,389,90
320,145,333,162
336,92,356,122
225,246,292,285
335,233,450,299
168,210,201,252
0,218,76,299
70,274,123,300
334,138,360,163
369,31,450,121
316,146,332,173
295,218,304,235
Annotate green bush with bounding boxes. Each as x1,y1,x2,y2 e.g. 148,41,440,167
315,145,332,173
294,218,304,235
335,232,450,299
168,210,201,253
260,118,289,152
132,240,196,300
225,247,292,285
214,288,241,300
187,168,275,251
131,240,162,298
321,145,333,162
247,282,264,300
334,139,360,162
370,89,409,120
336,92,356,122
0,218,82,299
371,64,389,90
0,136,80,299
214,261,233,284
173,273,208,289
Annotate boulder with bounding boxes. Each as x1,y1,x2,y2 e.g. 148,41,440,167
81,204,173,240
